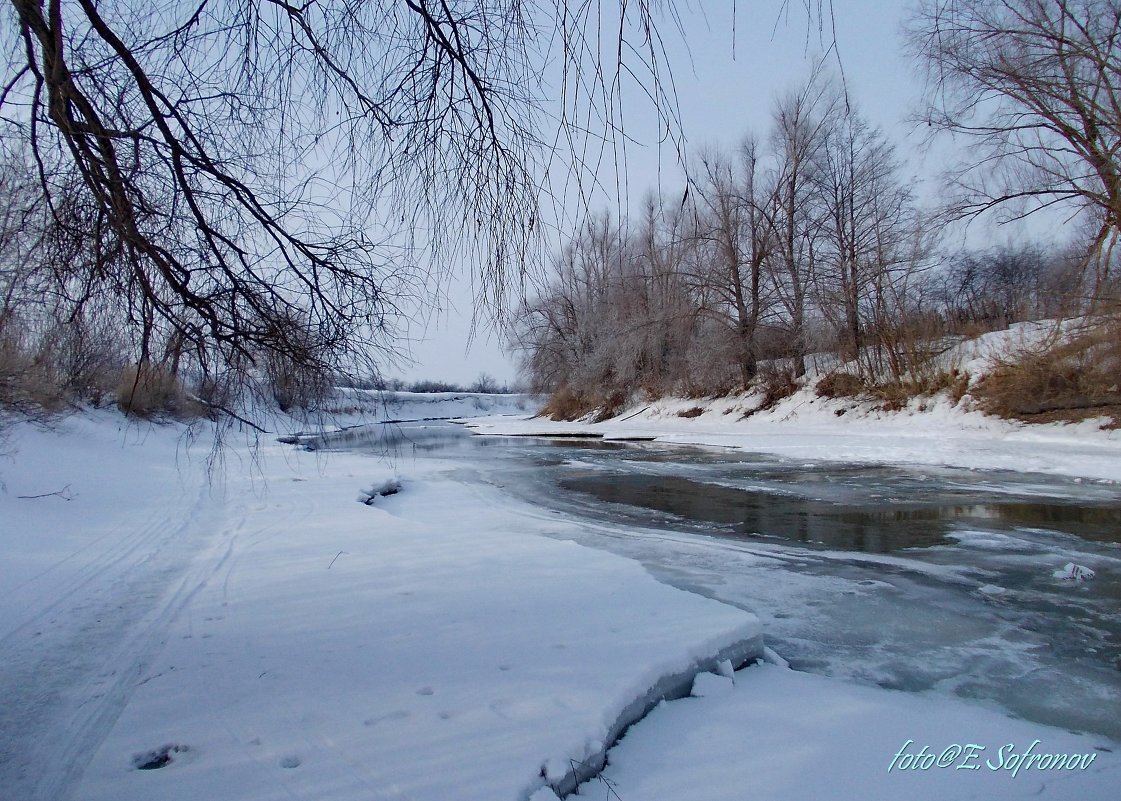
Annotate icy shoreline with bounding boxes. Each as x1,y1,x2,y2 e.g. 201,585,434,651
461,389,1121,482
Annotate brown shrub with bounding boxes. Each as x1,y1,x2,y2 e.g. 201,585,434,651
0,331,67,414
265,351,333,412
116,363,203,419
541,384,632,422
677,406,704,418
816,366,970,411
972,319,1121,422
815,372,866,399
757,365,797,411
540,386,597,421
591,389,629,423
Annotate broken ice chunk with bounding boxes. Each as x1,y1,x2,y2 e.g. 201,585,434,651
1053,563,1095,581
358,477,402,505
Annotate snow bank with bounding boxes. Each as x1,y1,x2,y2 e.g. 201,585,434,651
462,319,1121,482
464,388,1121,482
319,388,538,423
0,411,761,801
598,662,1120,800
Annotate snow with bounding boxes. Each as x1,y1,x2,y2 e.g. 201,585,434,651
1053,562,1096,581
600,662,1120,801
2,391,1118,801
317,389,538,424
463,387,1121,482
0,406,759,801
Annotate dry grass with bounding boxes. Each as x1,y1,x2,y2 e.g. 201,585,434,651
815,372,865,399
756,365,798,411
815,368,970,412
972,318,1121,424
591,389,629,423
0,333,68,415
677,406,705,418
540,386,597,421
116,364,204,419
540,385,631,422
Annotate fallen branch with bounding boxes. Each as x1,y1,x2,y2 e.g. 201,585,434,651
17,484,75,501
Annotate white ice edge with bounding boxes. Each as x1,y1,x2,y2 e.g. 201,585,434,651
539,633,763,799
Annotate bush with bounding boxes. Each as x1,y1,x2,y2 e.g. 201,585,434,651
815,366,970,411
540,385,596,420
539,385,629,421
756,365,798,411
116,363,202,419
972,319,1121,422
469,372,501,393
591,389,629,422
677,406,704,418
265,352,333,412
815,372,866,399
0,332,66,414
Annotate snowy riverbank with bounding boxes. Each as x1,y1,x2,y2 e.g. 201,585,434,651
1,397,1118,800
463,389,1121,483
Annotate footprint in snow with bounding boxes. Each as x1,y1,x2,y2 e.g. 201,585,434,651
280,756,301,769
132,744,189,770
415,686,435,696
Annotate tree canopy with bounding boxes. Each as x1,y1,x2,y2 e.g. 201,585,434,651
0,0,688,393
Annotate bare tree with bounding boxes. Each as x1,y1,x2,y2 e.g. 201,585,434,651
764,72,839,377
687,138,774,385
0,1,693,403
907,0,1121,297
813,104,918,372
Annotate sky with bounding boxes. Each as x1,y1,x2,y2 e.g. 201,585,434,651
389,1,1067,388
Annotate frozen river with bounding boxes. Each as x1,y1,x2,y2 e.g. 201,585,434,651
339,421,1121,741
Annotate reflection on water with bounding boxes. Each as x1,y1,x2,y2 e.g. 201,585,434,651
559,473,1121,552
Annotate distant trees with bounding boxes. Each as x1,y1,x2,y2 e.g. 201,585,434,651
515,72,944,412
469,373,501,394
932,243,1086,326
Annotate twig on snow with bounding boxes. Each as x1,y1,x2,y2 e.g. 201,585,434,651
17,484,75,501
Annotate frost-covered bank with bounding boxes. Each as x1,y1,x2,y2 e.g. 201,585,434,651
464,387,1121,483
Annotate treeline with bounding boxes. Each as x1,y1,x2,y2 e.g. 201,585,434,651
513,75,1109,419
342,374,514,394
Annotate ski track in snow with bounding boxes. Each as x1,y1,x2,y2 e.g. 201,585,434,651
0,432,232,800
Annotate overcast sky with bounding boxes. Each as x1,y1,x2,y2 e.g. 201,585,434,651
389,1,1053,388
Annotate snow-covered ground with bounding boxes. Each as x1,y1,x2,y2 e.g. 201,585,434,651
1,390,1118,801
464,391,1121,482
593,663,1120,801
0,406,757,801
